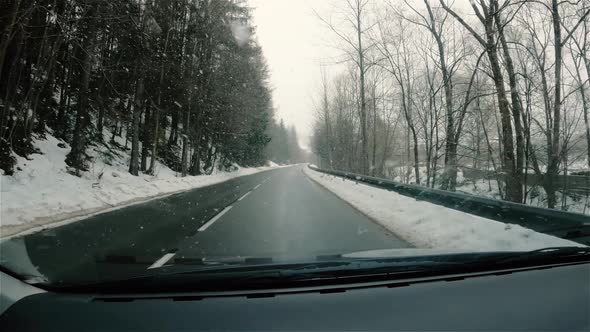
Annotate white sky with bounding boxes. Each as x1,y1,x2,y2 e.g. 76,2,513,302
248,0,472,148
248,0,341,148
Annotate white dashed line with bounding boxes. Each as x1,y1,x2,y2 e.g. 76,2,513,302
147,253,176,270
238,191,252,201
198,206,233,232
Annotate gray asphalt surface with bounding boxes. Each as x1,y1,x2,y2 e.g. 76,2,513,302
175,166,408,259
1,166,410,284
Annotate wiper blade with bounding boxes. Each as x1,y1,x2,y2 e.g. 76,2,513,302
489,247,590,265
36,248,590,294
39,258,468,294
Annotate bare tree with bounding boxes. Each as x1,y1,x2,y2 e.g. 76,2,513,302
400,0,461,189
515,0,590,208
569,11,590,168
316,0,374,174
388,20,421,184
440,0,523,202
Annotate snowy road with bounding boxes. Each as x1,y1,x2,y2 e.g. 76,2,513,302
0,166,409,284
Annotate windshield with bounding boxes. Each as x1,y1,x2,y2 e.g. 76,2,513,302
1,0,589,289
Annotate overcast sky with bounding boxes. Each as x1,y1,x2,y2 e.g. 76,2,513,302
248,0,341,148
248,0,472,148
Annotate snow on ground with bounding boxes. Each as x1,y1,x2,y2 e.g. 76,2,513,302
304,168,583,251
0,132,286,238
457,178,590,215
385,164,590,215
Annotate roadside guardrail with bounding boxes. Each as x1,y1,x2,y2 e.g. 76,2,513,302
308,164,590,246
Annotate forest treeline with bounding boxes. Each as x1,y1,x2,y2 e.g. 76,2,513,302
0,0,302,178
312,0,590,211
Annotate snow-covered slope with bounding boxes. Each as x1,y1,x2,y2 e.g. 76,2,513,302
304,167,582,251
0,132,284,238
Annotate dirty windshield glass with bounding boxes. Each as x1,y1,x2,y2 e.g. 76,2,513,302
0,0,589,287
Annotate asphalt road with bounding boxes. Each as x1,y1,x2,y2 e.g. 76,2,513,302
1,166,410,284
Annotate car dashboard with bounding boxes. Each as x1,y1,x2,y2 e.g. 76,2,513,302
1,262,589,331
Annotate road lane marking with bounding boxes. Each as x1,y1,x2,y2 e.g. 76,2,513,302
254,184,262,190
147,253,176,269
198,206,232,232
238,191,252,201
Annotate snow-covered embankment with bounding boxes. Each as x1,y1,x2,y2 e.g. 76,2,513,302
303,167,582,251
1,133,284,238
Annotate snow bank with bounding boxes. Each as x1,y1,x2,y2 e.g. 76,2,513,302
304,168,582,251
1,133,285,237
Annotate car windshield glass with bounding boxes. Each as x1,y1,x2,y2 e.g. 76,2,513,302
0,0,589,288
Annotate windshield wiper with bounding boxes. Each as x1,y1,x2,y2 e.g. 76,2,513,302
31,256,462,292
33,247,590,294
480,247,590,266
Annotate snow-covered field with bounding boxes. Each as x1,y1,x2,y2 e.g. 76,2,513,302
386,165,590,214
0,132,286,238
304,168,583,251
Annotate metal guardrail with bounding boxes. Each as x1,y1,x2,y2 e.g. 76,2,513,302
308,165,590,246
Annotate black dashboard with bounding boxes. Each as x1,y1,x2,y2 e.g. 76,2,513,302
1,262,589,331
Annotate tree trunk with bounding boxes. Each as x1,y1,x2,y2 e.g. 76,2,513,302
546,0,563,209
411,125,420,185
496,12,524,203
111,120,118,142
356,2,369,174
190,141,201,175
320,69,333,168
129,76,144,176
65,1,98,174
484,21,519,202
168,107,178,146
424,0,456,191
406,125,411,183
147,105,160,175
181,98,191,177
97,102,105,139
56,48,72,140
148,30,171,175
141,100,151,172
582,57,590,168
371,85,378,176
189,115,202,176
